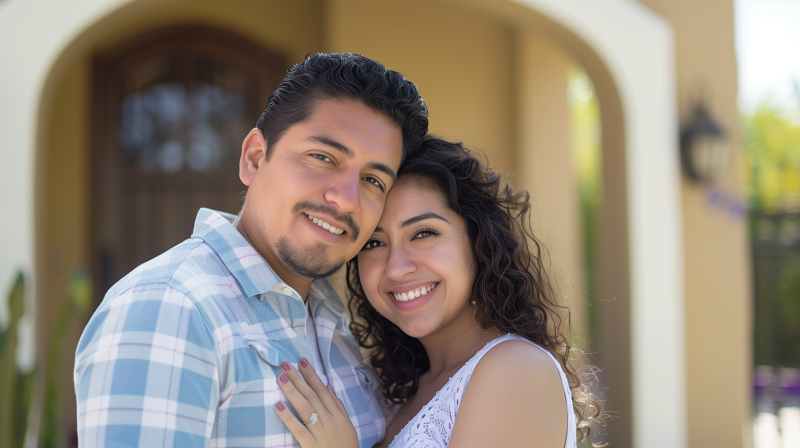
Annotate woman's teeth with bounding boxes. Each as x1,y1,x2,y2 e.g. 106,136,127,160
306,213,344,235
392,284,437,302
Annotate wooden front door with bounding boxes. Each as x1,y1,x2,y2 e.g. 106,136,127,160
92,24,286,304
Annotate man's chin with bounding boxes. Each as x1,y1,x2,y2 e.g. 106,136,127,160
276,237,346,279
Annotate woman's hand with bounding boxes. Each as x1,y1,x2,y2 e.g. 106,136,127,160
276,358,358,448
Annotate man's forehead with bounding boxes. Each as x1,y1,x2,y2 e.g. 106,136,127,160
298,102,402,161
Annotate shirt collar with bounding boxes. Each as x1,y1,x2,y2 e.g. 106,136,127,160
190,208,346,316
191,207,288,297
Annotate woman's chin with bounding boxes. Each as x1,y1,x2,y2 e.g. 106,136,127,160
393,317,436,340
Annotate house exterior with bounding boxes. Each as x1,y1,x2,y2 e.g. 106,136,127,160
0,0,749,447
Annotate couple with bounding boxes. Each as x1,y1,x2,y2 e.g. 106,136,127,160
74,53,600,448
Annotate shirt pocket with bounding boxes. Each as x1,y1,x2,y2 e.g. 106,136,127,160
353,363,387,441
353,364,379,393
245,339,282,367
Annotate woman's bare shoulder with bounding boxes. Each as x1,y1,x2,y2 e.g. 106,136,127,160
448,338,569,448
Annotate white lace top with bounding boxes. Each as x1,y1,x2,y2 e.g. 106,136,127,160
387,333,577,448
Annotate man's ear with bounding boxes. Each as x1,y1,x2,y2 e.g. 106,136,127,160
240,128,267,187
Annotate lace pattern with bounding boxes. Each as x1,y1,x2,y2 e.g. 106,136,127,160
386,334,577,448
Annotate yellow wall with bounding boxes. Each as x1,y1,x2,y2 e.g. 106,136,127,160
37,49,92,446
637,1,751,447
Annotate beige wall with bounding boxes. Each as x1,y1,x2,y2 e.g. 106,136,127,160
37,52,92,447
637,1,752,447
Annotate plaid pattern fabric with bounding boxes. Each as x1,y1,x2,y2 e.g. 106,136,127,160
75,208,389,447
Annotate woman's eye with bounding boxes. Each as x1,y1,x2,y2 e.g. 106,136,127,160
363,176,384,191
311,154,333,163
413,228,439,240
362,240,384,251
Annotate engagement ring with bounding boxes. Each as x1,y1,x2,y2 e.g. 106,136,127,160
302,412,318,425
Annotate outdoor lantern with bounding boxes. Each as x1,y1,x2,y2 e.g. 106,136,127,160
680,102,727,183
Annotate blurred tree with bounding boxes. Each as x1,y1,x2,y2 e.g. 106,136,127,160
742,103,800,210
744,102,800,369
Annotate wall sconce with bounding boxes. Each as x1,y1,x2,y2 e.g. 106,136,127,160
680,101,727,184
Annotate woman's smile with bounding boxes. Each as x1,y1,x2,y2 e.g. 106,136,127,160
386,282,440,311
389,282,438,301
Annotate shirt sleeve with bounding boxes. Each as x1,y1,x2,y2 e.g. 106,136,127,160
74,285,219,447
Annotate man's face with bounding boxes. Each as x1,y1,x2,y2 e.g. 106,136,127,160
238,100,403,283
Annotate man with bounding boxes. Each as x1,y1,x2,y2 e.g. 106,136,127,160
74,53,428,447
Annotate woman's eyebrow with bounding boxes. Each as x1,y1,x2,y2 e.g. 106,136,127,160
400,212,450,228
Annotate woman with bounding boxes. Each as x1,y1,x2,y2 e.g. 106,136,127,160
274,136,603,447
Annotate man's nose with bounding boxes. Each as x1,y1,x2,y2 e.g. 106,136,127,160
324,170,360,212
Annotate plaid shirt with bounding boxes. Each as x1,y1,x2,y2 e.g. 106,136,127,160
74,208,389,448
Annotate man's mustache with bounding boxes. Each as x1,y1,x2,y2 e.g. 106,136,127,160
293,201,360,241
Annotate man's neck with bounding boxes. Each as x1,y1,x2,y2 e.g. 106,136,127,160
234,213,313,301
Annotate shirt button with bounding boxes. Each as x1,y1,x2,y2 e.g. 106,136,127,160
282,287,293,296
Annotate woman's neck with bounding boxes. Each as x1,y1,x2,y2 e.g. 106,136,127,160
418,309,501,379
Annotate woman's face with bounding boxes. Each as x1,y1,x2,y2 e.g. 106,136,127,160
357,175,476,339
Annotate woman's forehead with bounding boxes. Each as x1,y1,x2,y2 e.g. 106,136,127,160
380,177,452,226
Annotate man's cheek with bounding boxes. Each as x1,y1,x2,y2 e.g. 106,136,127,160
363,199,386,229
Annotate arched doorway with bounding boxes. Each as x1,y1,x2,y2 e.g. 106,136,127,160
91,24,286,302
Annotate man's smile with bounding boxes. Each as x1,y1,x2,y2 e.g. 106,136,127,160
304,212,345,235
293,201,360,241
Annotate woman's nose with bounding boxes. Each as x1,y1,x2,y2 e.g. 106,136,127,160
384,245,416,280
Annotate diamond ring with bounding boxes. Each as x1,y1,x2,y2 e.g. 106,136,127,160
302,412,318,425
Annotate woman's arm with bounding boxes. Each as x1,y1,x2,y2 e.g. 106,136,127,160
448,340,569,448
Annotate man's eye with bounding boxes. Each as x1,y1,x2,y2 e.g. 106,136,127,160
362,240,384,251
311,154,333,163
364,176,384,191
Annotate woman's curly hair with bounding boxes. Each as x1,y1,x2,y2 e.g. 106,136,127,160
346,135,605,445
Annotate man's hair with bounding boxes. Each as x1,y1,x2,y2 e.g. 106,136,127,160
256,53,429,162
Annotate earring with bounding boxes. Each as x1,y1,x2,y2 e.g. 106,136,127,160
470,299,476,306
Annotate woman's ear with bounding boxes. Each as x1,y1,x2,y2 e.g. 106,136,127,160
239,128,267,186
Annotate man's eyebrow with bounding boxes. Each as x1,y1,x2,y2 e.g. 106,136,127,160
304,135,352,156
401,212,450,228
367,162,397,185
304,136,397,185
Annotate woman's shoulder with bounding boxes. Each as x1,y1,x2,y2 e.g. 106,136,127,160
472,335,565,389
448,335,570,447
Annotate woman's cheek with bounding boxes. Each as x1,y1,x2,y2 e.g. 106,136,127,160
358,263,385,310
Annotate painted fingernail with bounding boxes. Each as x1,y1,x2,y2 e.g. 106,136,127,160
281,361,290,371
276,402,285,411
300,357,310,368
280,374,289,384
